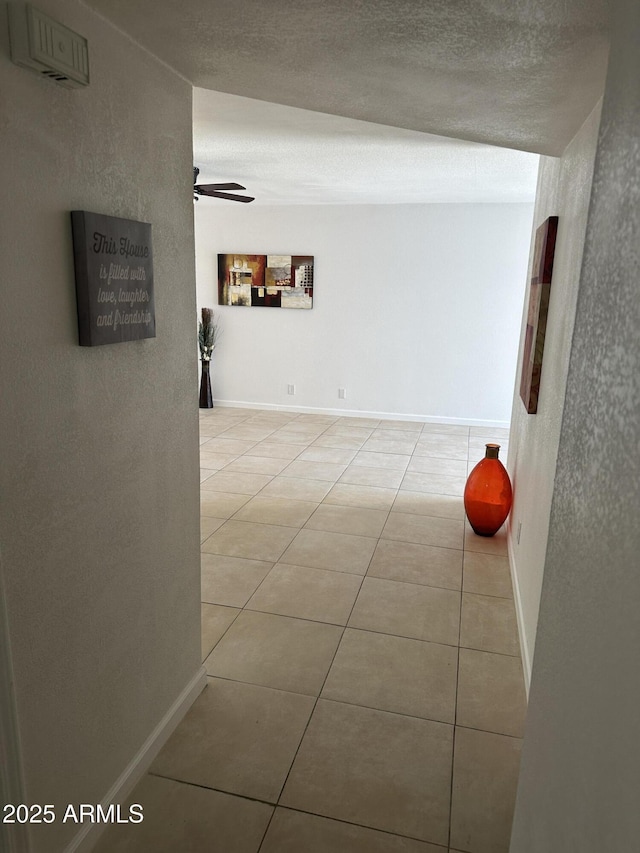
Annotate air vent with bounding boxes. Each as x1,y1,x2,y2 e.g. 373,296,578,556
8,3,89,88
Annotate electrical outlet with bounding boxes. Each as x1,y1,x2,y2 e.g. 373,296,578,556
517,521,522,544
287,384,295,395
338,388,346,399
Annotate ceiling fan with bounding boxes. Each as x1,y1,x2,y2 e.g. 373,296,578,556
193,167,255,203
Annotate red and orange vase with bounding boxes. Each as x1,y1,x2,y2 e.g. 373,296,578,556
464,443,513,537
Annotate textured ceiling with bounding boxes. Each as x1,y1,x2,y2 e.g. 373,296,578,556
193,89,540,205
86,0,609,156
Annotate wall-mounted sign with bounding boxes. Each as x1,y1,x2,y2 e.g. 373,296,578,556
218,253,314,309
71,211,156,346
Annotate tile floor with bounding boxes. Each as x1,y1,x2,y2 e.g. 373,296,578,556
95,408,526,853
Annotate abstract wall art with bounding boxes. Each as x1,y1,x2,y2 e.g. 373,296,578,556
519,215,558,414
218,254,314,309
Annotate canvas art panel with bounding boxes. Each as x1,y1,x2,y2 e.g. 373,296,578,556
218,254,314,308
71,211,155,346
519,216,558,414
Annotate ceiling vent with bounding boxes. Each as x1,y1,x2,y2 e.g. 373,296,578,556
8,3,89,88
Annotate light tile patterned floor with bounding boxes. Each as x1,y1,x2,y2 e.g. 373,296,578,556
95,408,525,853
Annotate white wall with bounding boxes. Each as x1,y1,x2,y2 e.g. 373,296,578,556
195,203,534,425
511,0,640,847
0,2,201,851
507,102,602,684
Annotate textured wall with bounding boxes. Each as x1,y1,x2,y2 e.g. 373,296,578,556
511,0,640,847
195,203,534,425
0,1,200,850
507,102,601,683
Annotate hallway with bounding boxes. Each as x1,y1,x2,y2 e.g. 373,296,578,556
96,406,526,853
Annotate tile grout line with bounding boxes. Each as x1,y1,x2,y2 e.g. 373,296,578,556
230,442,330,853
448,431,468,850
262,420,455,844
259,505,384,849
149,768,450,853
203,603,522,656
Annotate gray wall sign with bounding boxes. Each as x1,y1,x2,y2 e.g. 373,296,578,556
71,211,156,346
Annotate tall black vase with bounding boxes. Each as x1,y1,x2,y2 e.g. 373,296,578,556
199,360,213,408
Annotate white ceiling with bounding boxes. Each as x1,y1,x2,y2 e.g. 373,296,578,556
193,89,540,206
85,0,609,206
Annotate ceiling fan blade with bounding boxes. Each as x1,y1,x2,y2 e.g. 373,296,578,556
197,182,247,191
200,189,255,203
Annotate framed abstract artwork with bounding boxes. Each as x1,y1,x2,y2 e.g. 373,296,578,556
520,216,558,414
218,254,314,309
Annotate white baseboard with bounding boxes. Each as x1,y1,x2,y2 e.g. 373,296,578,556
65,666,207,853
210,399,510,430
507,520,533,696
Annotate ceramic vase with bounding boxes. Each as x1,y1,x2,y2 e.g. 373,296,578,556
464,443,513,537
199,360,213,408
